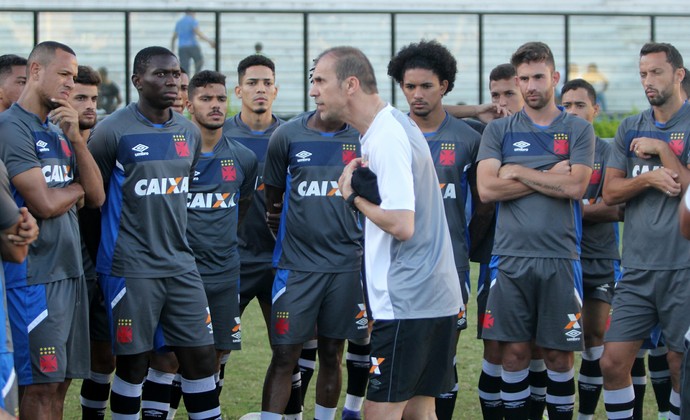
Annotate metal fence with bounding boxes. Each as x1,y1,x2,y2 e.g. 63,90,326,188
2,8,690,116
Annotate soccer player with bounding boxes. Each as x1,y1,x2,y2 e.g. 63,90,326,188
472,63,528,420
0,157,40,418
65,65,118,420
260,103,367,419
312,45,460,419
559,78,621,420
224,54,281,330
600,42,690,420
476,42,594,419
172,67,190,114
0,41,105,419
0,54,27,113
387,39,484,420
88,46,220,419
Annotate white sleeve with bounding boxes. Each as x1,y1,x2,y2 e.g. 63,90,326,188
368,122,415,212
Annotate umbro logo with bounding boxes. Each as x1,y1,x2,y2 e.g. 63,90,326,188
565,329,582,338
296,150,312,162
36,140,50,152
513,141,530,152
132,144,150,156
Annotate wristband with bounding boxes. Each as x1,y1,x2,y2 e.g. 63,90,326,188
345,192,359,211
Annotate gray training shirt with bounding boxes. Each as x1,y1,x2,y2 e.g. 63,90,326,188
608,103,690,270
477,109,595,259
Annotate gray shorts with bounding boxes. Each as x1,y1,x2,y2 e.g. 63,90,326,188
481,256,584,351
204,280,241,351
239,261,274,310
271,269,368,345
8,277,90,385
457,269,470,331
86,276,111,342
582,258,619,304
605,268,690,352
99,270,214,355
476,262,493,339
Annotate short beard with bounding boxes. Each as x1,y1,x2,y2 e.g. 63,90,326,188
197,120,224,131
79,119,96,131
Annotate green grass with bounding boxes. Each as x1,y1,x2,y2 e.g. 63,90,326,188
63,263,661,419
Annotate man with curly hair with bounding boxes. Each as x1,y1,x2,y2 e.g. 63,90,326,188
387,39,486,420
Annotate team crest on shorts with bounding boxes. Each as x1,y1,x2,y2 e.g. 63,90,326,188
117,319,133,344
370,357,385,375
482,311,495,329
39,346,58,373
275,311,289,335
232,317,242,343
564,313,582,341
173,134,190,157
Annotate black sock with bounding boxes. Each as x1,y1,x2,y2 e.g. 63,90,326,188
284,366,303,416
478,360,503,420
141,368,174,419
631,353,647,420
502,369,530,419
169,373,183,417
529,359,547,420
299,339,317,403
181,375,221,420
648,347,671,414
110,375,143,417
578,345,604,416
80,371,112,419
545,368,575,420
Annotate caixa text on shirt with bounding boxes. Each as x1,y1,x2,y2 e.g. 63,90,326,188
42,164,73,183
134,177,189,196
632,164,661,177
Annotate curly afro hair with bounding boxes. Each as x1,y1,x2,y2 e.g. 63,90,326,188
387,40,457,95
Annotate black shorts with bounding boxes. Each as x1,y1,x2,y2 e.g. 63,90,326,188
367,316,456,402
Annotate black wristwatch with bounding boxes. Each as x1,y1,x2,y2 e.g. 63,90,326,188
345,192,359,211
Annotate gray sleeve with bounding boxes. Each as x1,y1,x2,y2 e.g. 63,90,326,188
0,161,19,231
569,121,595,167
88,121,119,185
477,120,504,163
0,120,40,179
263,125,290,189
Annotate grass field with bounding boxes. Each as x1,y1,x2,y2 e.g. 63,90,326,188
62,263,662,419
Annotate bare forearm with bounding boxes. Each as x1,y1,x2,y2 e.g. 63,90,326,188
352,196,414,241
73,143,105,208
478,177,533,203
582,202,622,223
603,175,650,205
513,167,587,200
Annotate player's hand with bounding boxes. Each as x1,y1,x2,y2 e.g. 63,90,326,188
547,160,571,175
630,137,664,159
338,158,362,200
475,103,509,124
48,98,85,146
8,207,39,246
266,211,281,237
648,167,681,197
